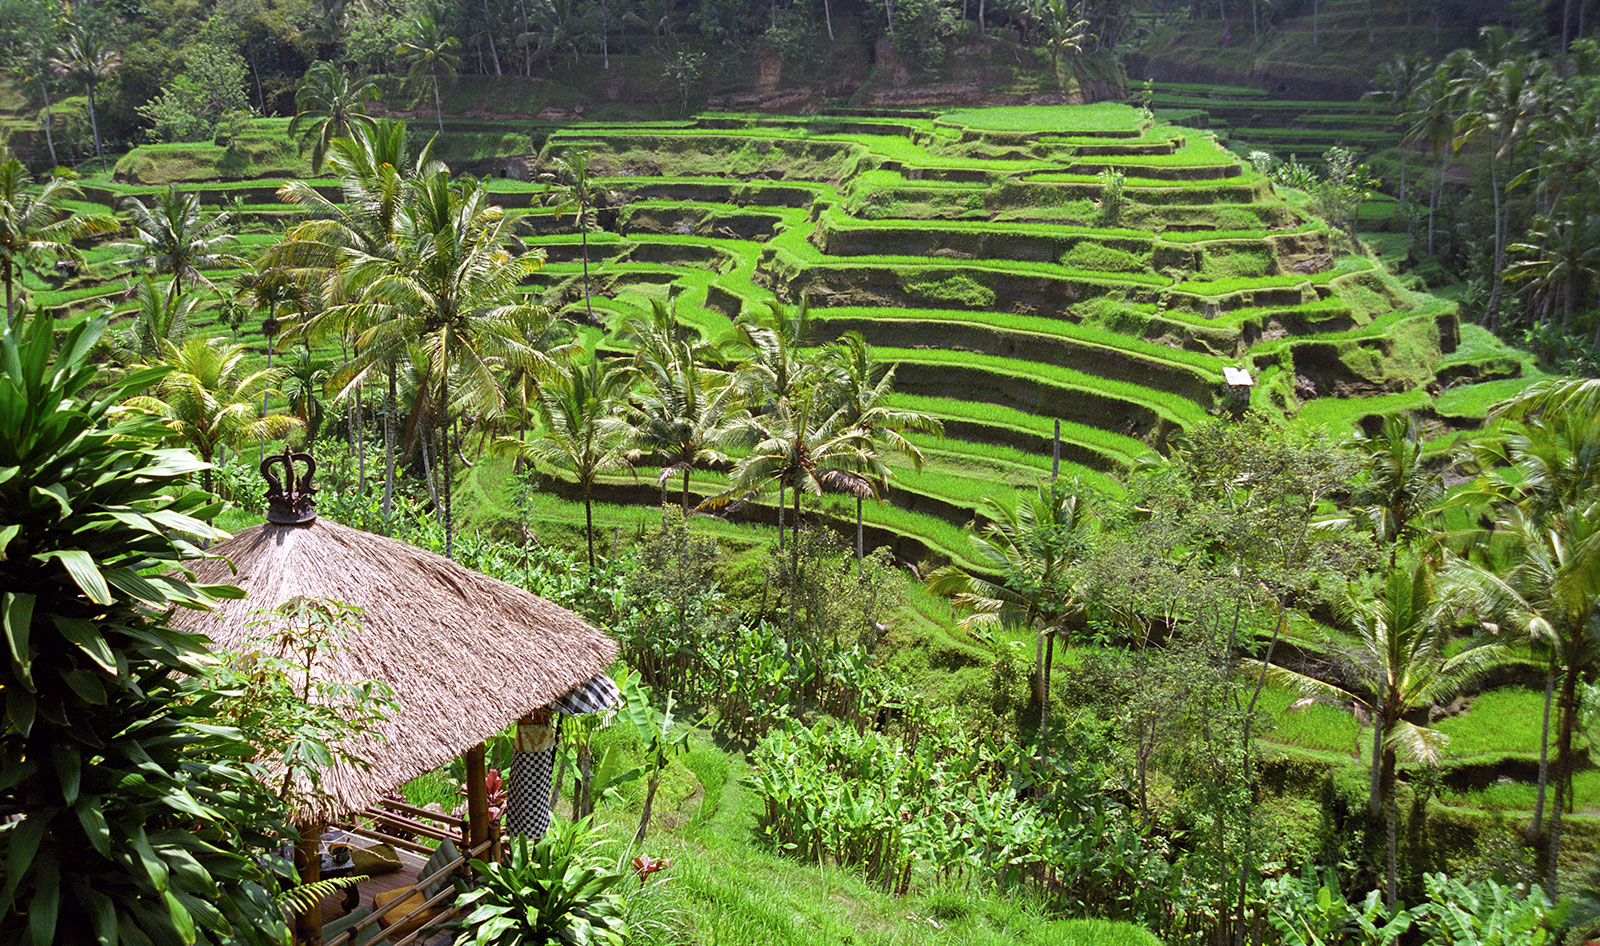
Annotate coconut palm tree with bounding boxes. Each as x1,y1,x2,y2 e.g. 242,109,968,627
626,301,745,514
396,14,460,134
518,351,636,570
1451,34,1542,330
926,480,1092,735
1256,561,1504,907
711,393,878,553
1505,205,1600,335
113,187,243,298
1365,55,1431,215
1446,506,1599,894
1326,413,1446,569
48,27,119,169
336,170,552,556
541,149,612,323
112,277,202,366
289,61,382,174
123,338,303,494
819,332,942,561
728,300,823,549
0,153,117,326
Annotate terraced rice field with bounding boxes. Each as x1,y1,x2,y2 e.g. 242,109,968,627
33,104,1533,567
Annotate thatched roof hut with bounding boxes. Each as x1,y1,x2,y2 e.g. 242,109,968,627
171,508,617,826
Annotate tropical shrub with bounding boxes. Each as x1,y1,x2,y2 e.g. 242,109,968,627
0,315,290,944
457,817,630,946
748,710,1162,911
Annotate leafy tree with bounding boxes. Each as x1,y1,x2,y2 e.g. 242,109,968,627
48,26,119,169
113,187,244,298
1365,55,1431,215
287,61,381,173
122,337,302,494
615,672,690,842
135,43,251,143
0,314,292,945
0,153,116,327
396,14,461,134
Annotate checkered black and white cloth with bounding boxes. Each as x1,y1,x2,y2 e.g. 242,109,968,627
504,674,622,840
549,673,621,715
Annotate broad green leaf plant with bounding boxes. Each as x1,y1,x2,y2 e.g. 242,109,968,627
0,315,292,945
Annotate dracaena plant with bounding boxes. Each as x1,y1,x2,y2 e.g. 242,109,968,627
457,817,629,946
0,314,291,945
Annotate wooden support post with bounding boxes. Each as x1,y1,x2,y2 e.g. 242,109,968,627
465,742,490,853
294,830,323,946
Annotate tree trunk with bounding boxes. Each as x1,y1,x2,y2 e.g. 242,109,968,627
484,0,503,74
1548,661,1579,893
384,366,396,522
1427,153,1441,256
885,0,894,34
86,83,104,170
777,480,785,553
581,223,594,322
40,80,58,168
584,484,596,571
1313,0,1319,46
681,466,690,515
1485,153,1505,331
4,262,14,329
1382,745,1398,907
856,496,864,563
824,0,835,40
635,775,660,842
1529,654,1554,841
432,70,444,135
1369,706,1384,818
440,373,454,559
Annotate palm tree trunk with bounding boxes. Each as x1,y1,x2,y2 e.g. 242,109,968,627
1383,746,1398,907
1530,654,1554,841
584,483,596,571
86,83,104,170
581,223,594,322
681,467,690,515
1369,706,1384,819
40,80,58,168
1485,153,1505,331
824,0,835,40
1548,661,1579,893
777,480,785,553
856,496,863,563
4,262,14,329
1427,153,1441,256
432,70,444,135
384,365,396,522
440,375,453,559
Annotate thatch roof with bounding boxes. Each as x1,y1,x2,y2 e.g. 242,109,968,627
170,516,617,825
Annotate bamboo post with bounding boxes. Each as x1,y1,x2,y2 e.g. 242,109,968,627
294,830,323,946
465,742,490,853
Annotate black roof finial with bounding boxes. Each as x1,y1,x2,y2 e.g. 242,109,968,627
261,448,318,525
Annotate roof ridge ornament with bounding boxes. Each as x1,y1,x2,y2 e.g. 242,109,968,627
261,448,318,525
